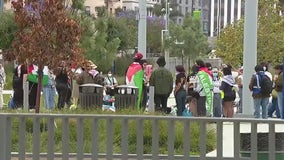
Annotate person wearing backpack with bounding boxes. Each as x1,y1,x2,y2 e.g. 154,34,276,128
249,65,271,119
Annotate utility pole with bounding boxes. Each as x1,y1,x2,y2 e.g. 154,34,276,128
138,0,147,58
242,0,258,117
163,0,170,68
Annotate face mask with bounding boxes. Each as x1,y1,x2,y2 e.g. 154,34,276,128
108,73,112,77
213,72,218,77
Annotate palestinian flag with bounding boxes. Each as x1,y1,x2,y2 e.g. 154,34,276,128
126,62,144,109
197,71,214,116
27,64,48,85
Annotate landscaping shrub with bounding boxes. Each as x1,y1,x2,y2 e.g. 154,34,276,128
10,110,216,156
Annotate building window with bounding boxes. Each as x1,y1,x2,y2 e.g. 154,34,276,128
185,7,188,13
186,0,188,4
179,0,182,4
123,6,126,11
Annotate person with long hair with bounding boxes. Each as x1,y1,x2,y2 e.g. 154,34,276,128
174,65,187,116
220,66,236,118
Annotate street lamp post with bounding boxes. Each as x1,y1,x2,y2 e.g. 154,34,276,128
161,0,171,67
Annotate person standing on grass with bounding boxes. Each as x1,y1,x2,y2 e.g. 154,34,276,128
55,61,69,110
125,52,144,109
174,65,187,116
149,56,173,113
12,63,28,109
42,66,56,111
70,66,82,110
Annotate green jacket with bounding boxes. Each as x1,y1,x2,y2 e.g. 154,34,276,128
149,67,173,95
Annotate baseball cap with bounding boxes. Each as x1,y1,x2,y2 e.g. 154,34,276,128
134,52,143,60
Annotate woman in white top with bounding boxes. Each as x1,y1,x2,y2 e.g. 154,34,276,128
212,67,222,117
104,70,118,96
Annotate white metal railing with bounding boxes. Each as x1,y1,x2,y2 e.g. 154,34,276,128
0,113,283,160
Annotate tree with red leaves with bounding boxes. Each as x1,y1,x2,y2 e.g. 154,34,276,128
7,0,85,113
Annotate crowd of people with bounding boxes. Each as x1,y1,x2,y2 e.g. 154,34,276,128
2,54,283,119
10,59,105,111
146,57,283,119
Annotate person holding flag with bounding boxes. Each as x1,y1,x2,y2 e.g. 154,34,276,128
126,52,144,109
195,60,214,116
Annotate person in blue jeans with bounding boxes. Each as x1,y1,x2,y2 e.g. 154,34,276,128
268,96,280,118
249,65,270,119
43,66,56,110
212,67,222,117
174,65,187,116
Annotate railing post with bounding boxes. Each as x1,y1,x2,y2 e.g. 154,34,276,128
148,86,155,113
0,115,11,160
23,80,29,110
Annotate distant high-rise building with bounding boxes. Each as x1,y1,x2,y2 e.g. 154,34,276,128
171,0,193,24
193,0,244,37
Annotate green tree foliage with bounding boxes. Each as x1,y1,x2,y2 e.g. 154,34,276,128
215,0,284,67
147,17,164,53
168,15,210,59
215,19,244,67
0,11,17,50
109,12,137,52
75,9,120,73
70,0,85,11
71,7,121,73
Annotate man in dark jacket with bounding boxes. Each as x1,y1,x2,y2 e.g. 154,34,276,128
149,56,173,113
249,65,270,119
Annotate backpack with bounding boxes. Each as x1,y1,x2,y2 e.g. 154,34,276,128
260,74,273,95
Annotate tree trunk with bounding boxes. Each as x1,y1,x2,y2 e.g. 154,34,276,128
35,64,43,113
